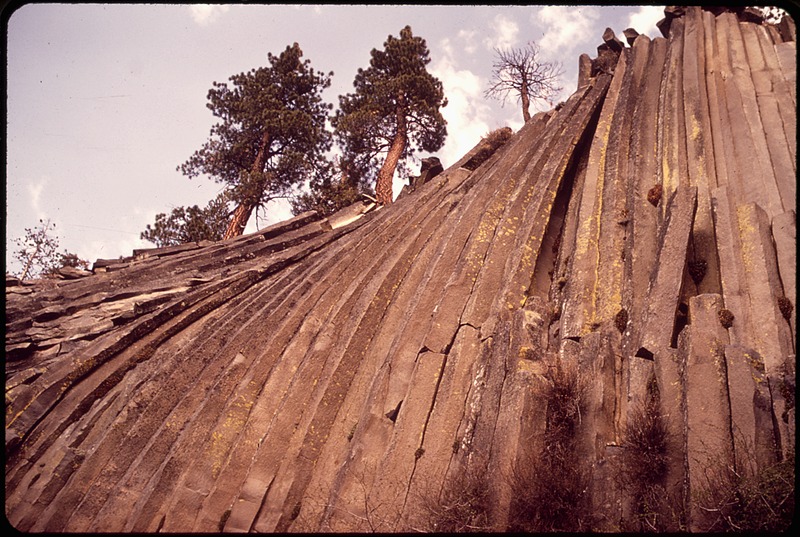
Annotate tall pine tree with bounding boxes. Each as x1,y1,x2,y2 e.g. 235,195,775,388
333,26,447,206
179,43,333,239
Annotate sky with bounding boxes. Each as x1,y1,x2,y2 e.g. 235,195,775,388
4,3,667,274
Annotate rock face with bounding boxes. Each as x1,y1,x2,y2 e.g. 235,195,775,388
5,7,795,532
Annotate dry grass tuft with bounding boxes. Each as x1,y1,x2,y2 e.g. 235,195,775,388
695,451,795,532
462,127,514,171
617,376,676,531
507,359,591,532
420,464,492,533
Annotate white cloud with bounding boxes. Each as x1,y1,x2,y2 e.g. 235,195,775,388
484,13,520,50
536,6,599,54
457,29,478,54
430,38,494,167
188,5,230,27
28,178,47,220
627,6,665,38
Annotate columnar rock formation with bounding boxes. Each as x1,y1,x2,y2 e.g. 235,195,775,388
5,7,795,532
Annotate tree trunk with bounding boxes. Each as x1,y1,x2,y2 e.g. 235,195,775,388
338,157,355,189
223,131,270,240
20,246,39,280
521,79,531,123
375,95,408,206
224,203,255,239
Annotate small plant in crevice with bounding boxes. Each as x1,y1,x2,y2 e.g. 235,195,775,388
647,184,663,207
614,308,628,334
347,421,358,441
778,368,795,422
218,508,231,531
718,308,735,329
777,295,793,321
462,127,514,171
617,207,630,226
688,259,707,285
507,359,591,532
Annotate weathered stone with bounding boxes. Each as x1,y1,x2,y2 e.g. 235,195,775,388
771,211,796,335
56,265,93,279
577,53,593,89
651,346,685,529
724,345,778,475
592,44,620,75
720,12,784,216
636,185,698,358
680,294,733,532
622,27,640,45
682,7,722,296
739,6,765,24
778,13,797,42
326,199,377,229
603,27,625,51
656,17,671,38
561,64,629,339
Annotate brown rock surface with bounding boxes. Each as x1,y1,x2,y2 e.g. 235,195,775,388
5,6,795,532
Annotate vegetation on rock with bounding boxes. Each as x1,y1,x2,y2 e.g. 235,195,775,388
177,43,333,239
140,192,230,246
462,127,514,171
332,25,448,205
508,359,590,532
484,41,563,122
10,219,89,279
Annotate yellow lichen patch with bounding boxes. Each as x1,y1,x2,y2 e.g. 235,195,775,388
209,430,227,478
736,204,758,272
689,113,701,142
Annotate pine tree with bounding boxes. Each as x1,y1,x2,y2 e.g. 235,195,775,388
290,156,374,217
140,193,230,247
333,26,447,206
178,43,333,239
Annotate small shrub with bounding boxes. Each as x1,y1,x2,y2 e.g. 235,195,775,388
777,296,793,321
462,127,513,171
617,376,679,532
647,184,663,207
615,308,628,334
422,464,492,532
621,401,669,487
507,359,591,532
688,259,707,285
718,308,735,328
695,453,795,532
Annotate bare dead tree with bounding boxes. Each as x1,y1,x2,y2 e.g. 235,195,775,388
484,41,564,123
